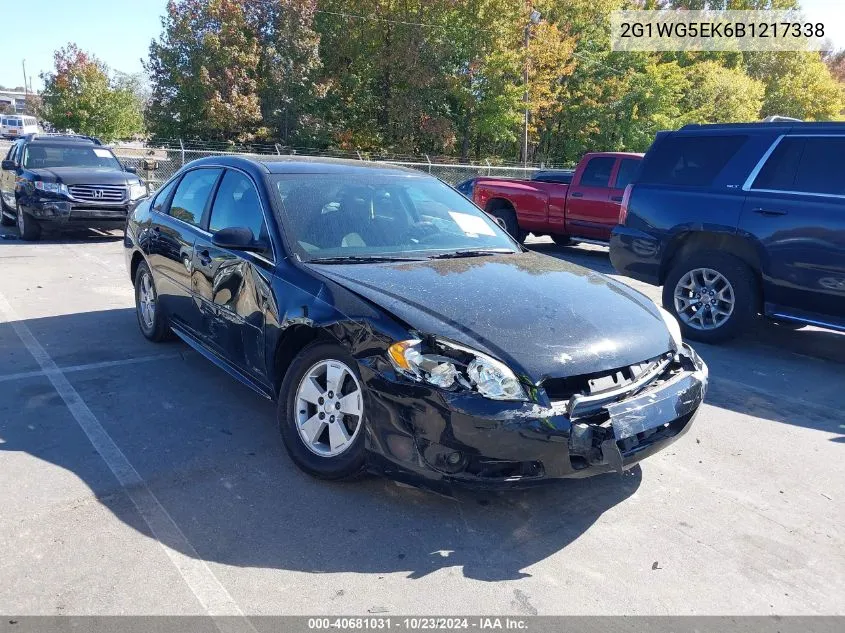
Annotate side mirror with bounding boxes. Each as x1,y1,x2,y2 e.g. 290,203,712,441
211,226,268,253
1,160,16,171
124,165,137,174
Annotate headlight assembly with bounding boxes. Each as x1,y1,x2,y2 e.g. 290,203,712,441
34,181,69,195
129,182,148,200
388,338,528,401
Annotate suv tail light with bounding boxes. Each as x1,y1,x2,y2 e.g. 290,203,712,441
618,184,633,225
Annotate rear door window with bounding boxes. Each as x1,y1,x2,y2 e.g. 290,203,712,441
579,157,615,187
614,158,640,189
639,135,747,187
753,137,845,196
168,168,222,226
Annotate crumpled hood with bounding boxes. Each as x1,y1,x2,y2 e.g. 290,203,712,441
31,167,135,186
308,251,674,381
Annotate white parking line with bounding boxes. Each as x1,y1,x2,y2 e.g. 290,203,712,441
0,351,190,384
0,291,254,628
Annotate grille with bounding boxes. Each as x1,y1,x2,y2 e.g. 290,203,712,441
68,184,126,203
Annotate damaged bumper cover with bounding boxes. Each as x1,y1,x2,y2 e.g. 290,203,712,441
360,343,707,489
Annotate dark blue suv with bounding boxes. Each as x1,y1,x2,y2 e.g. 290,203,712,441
610,122,845,343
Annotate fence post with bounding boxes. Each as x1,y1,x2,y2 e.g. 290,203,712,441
179,139,185,167
485,159,491,177
274,143,281,155
425,154,432,174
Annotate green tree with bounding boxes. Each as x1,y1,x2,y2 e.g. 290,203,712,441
145,0,263,142
747,52,843,120
38,43,143,140
681,60,764,122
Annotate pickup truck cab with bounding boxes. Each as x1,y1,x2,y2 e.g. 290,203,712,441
472,152,642,244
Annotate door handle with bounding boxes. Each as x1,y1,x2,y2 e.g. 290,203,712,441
611,195,623,202
752,208,788,216
570,192,584,198
198,249,212,266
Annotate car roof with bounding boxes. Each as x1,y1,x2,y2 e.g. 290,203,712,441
187,154,427,177
678,121,845,134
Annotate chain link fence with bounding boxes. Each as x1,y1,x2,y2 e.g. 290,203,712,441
112,141,547,192
1,138,555,193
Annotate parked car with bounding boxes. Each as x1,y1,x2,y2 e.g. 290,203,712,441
0,133,150,240
124,155,707,490
610,121,845,343
471,152,642,244
0,114,38,139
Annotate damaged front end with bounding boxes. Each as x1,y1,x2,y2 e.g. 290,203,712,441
359,342,707,488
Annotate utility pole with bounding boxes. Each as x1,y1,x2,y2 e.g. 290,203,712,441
522,9,541,168
22,59,28,95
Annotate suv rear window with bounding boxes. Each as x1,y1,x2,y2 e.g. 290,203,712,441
753,136,845,196
639,135,747,187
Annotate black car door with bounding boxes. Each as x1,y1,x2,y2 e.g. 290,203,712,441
191,168,275,380
145,167,222,337
740,135,845,321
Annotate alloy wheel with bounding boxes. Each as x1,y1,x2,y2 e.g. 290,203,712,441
673,267,735,331
16,206,24,234
295,360,363,457
137,270,156,329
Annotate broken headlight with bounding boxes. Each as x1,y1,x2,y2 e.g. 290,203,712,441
388,338,528,401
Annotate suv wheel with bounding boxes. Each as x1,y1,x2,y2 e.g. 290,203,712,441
278,341,367,480
16,204,41,241
662,251,758,343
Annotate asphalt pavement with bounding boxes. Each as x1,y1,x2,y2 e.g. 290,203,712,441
0,226,843,616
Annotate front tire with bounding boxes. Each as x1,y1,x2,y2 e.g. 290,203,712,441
662,250,758,343
0,198,14,226
278,341,367,480
16,204,41,241
134,261,171,342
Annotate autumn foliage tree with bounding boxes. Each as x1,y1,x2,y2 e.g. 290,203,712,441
38,43,143,141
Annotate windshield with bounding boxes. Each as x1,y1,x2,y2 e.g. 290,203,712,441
273,173,519,261
22,144,121,170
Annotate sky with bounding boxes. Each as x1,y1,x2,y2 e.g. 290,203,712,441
1,0,843,92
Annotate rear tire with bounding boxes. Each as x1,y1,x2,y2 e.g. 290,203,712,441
16,204,41,241
662,250,758,343
134,261,171,342
278,341,367,481
486,203,525,243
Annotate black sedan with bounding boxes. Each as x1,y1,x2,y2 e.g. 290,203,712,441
124,155,707,490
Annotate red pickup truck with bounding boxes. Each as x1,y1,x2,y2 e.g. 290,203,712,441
472,152,642,244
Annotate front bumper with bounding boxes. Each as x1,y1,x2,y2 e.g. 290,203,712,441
20,197,133,228
360,343,707,490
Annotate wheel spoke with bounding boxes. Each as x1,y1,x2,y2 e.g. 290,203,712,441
298,376,323,405
300,413,326,445
337,391,361,416
328,419,351,451
325,362,346,395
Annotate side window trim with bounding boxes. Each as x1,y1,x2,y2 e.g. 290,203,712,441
206,167,277,264
744,134,845,199
742,135,784,192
